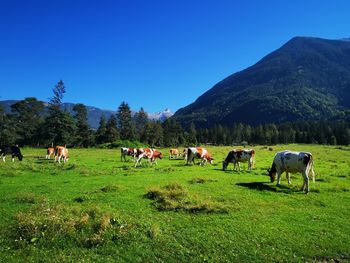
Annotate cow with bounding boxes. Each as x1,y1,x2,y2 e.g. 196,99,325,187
121,147,137,162
0,145,23,162
169,148,179,159
135,148,163,167
186,147,213,166
222,149,255,171
46,147,55,159
267,150,315,193
54,146,69,164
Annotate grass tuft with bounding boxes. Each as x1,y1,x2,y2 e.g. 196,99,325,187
100,185,118,193
6,203,130,249
189,177,218,184
15,193,38,204
146,183,228,214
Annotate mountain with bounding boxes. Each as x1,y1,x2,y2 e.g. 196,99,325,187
0,100,173,129
148,108,174,122
173,37,350,128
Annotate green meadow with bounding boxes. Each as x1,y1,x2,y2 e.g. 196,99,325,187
0,144,349,262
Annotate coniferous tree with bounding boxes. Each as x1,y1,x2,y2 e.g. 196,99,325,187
73,103,92,147
187,122,197,146
105,114,119,142
117,101,136,140
0,105,17,145
43,80,76,145
95,115,108,144
163,119,185,147
143,121,164,146
10,97,44,146
134,107,148,141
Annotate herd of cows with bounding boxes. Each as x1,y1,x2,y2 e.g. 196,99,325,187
121,146,315,193
0,145,315,193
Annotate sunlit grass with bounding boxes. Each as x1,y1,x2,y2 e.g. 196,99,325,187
0,144,349,262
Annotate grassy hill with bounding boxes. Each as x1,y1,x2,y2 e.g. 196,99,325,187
0,145,349,262
173,37,350,127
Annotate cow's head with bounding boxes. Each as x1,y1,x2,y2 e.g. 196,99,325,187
17,153,23,161
267,163,276,182
158,152,163,159
222,160,228,171
207,156,214,165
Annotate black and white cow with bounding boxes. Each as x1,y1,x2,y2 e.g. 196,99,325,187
222,149,255,171
0,145,23,162
268,150,315,193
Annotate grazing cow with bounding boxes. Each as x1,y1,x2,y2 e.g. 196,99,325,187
186,147,213,166
268,150,315,193
0,145,23,162
169,148,179,159
54,146,69,164
135,148,163,167
222,149,255,171
46,147,55,159
121,147,137,162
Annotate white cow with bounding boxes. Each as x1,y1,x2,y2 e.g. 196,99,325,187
268,150,315,193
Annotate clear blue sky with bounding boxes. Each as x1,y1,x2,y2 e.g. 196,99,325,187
1,0,349,113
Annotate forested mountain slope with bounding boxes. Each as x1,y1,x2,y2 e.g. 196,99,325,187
173,37,350,127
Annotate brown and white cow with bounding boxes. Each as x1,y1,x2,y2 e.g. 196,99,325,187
268,150,315,193
54,146,69,164
169,148,179,159
135,148,163,167
186,147,213,166
121,147,137,162
222,149,255,171
46,147,55,159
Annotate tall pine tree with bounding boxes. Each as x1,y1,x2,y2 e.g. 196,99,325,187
95,114,108,144
73,103,92,147
43,80,76,146
117,102,136,140
105,114,119,142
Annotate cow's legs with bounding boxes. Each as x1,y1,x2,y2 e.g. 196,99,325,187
301,172,309,193
135,154,144,167
2,156,5,162
276,172,282,186
286,172,291,185
248,159,252,171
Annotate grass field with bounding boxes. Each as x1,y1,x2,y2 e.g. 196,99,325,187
0,144,349,262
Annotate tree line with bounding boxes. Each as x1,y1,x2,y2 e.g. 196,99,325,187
1,80,349,147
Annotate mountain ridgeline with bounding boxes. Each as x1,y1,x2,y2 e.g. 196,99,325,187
173,37,350,128
0,100,173,129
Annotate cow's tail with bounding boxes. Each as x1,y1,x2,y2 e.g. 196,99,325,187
309,154,315,183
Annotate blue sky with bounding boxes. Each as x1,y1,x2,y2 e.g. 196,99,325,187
1,0,349,113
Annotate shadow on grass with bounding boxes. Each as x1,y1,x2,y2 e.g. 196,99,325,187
236,182,295,194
